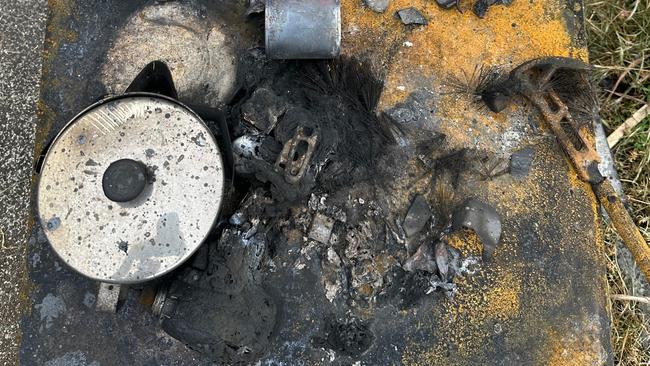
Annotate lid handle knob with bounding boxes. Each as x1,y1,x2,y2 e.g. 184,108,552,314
102,159,148,202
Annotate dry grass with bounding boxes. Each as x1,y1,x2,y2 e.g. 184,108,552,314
586,0,650,364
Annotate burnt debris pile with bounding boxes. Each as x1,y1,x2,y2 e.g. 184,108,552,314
158,57,504,364
231,59,394,203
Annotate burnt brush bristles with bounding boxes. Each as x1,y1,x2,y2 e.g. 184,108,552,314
544,67,600,128
445,64,511,112
292,58,399,190
299,58,396,144
299,59,382,113
445,65,508,98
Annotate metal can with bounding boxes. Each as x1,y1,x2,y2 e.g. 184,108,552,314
265,0,341,59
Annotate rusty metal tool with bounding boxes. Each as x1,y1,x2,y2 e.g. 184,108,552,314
509,57,650,281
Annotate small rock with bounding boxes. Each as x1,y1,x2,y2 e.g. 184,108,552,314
435,242,450,280
436,0,458,9
510,146,535,179
229,212,246,226
396,7,428,26
386,89,439,130
364,0,390,13
402,195,432,237
241,88,287,134
404,243,437,273
309,213,336,244
322,248,345,301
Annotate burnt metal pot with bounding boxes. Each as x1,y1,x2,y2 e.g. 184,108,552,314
36,62,228,285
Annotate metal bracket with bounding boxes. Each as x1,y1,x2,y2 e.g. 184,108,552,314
275,127,318,184
95,283,121,313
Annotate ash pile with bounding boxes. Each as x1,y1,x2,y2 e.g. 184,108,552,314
158,56,504,365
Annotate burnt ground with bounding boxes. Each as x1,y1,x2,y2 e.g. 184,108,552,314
14,0,612,365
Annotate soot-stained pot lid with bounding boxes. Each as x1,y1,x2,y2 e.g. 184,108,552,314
37,94,225,284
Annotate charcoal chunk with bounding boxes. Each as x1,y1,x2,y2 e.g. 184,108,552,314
404,243,437,273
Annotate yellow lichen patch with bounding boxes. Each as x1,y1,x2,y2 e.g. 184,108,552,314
566,163,595,197
379,0,585,99
446,229,484,258
483,277,521,319
402,266,523,364
403,139,605,364
546,322,608,366
454,269,522,324
340,0,408,64
341,0,589,149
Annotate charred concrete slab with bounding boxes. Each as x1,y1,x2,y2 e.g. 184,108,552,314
18,1,612,365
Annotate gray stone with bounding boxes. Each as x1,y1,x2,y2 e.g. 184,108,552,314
403,195,432,237
403,243,437,273
386,89,438,130
510,146,535,179
241,88,287,134
436,0,458,9
396,7,428,25
364,0,390,13
473,0,512,18
309,213,336,244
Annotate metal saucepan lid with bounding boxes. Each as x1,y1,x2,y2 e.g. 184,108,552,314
37,93,225,284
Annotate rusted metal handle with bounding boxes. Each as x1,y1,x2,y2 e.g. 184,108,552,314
594,179,650,280
508,57,650,282
527,91,601,183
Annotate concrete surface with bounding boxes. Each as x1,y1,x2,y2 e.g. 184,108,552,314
0,1,47,365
